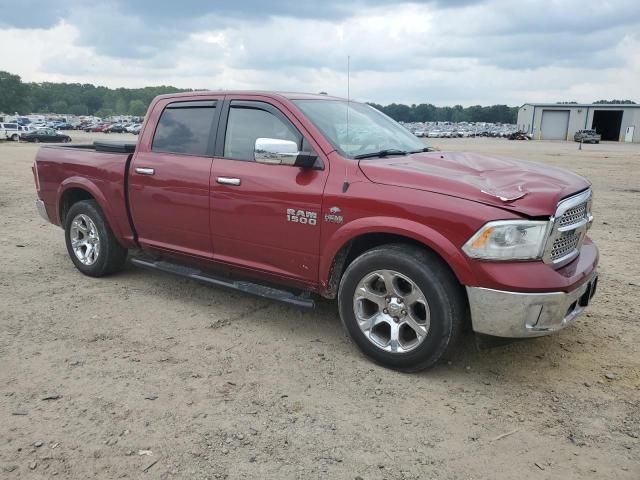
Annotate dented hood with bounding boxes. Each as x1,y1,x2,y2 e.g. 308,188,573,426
358,151,591,217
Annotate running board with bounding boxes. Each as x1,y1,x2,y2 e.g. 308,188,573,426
129,257,315,309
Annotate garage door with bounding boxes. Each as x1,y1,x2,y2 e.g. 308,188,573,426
541,110,570,140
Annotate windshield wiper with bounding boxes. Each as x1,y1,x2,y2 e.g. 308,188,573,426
407,147,431,154
353,149,408,159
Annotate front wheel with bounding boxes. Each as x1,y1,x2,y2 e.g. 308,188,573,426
64,200,127,277
338,244,466,372
11,134,18,141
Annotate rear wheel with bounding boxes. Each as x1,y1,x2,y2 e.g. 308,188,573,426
64,200,127,277
338,244,465,371
11,134,18,141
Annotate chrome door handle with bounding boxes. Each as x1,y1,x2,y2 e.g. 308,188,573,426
135,167,155,176
217,177,241,186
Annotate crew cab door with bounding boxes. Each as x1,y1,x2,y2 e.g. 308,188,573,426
210,98,329,285
128,98,221,258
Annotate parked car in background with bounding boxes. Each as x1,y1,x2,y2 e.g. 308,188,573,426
574,130,601,144
106,124,129,133
87,124,110,133
21,128,71,143
0,122,21,141
55,122,74,130
129,124,142,135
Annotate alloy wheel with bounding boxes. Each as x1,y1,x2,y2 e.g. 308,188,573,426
69,214,101,266
353,269,430,353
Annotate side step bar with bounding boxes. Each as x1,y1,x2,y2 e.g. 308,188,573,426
129,257,315,309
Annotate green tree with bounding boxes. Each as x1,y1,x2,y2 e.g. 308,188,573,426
50,100,69,113
114,97,128,115
128,99,147,116
68,104,88,116
593,99,636,104
95,108,113,119
0,71,30,114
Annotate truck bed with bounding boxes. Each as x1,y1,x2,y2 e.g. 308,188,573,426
34,140,138,247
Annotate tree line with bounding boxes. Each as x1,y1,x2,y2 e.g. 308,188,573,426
0,70,191,118
0,70,521,122
367,102,519,124
1,70,635,123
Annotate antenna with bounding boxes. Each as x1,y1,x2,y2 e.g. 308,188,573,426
346,55,350,153
343,55,351,193
347,55,351,102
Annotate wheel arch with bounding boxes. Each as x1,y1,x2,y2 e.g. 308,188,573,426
56,178,124,240
319,218,476,299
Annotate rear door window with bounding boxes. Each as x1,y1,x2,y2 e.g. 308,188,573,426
152,101,217,156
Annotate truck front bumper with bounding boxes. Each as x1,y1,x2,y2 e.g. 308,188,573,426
466,271,598,338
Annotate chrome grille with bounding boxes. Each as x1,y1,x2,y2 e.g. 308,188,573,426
543,189,593,267
557,203,587,228
550,232,580,260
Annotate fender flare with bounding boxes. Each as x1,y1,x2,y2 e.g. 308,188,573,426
56,177,125,240
319,217,477,293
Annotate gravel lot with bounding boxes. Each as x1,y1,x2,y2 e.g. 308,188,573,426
1,133,639,479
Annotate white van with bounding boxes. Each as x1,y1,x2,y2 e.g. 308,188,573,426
0,123,21,141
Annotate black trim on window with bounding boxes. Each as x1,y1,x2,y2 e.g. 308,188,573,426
217,100,302,161
167,100,217,109
150,99,222,157
214,98,230,157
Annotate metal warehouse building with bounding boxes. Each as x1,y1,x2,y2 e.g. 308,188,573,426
517,103,640,143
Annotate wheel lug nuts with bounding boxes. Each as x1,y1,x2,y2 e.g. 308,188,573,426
386,297,391,303
383,309,388,314
401,310,407,315
393,317,399,323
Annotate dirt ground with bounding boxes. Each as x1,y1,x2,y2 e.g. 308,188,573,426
1,133,639,479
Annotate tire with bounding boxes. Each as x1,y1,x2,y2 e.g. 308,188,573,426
338,244,466,372
64,200,127,277
11,134,18,141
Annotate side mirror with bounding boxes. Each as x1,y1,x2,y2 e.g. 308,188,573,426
254,138,318,169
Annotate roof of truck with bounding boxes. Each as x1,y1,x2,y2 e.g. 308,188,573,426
153,90,349,102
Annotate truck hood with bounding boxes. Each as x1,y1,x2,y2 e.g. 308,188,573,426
358,151,591,217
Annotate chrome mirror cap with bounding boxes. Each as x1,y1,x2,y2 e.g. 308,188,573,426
254,138,299,165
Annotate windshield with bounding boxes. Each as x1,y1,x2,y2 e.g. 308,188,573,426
294,100,426,158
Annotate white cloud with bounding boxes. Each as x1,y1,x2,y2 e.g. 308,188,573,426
0,0,638,105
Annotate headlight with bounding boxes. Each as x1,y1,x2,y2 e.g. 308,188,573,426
462,220,550,260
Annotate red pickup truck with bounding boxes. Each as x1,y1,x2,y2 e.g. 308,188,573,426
32,91,598,371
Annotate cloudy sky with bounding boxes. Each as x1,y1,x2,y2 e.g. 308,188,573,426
0,0,639,105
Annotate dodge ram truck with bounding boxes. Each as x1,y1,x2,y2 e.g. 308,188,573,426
32,91,599,371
